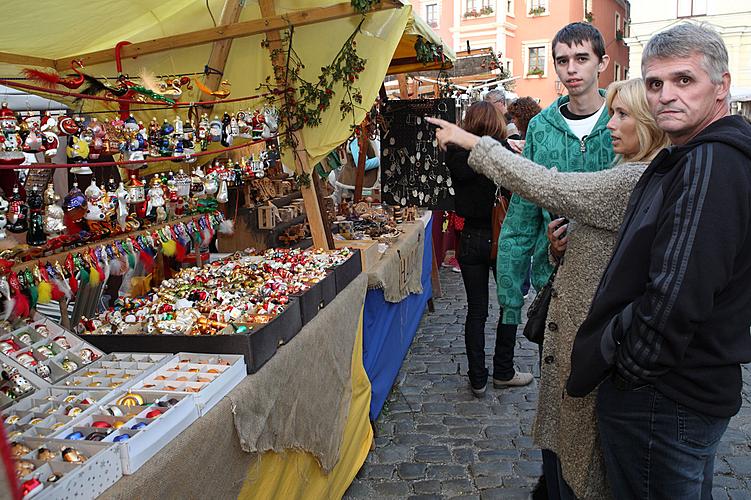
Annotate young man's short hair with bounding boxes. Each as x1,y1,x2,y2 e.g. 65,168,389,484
552,22,606,60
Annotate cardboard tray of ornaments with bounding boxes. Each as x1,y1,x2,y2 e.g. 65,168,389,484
79,300,302,375
79,249,361,373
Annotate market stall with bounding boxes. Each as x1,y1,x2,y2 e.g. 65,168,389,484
0,1,455,498
362,212,433,419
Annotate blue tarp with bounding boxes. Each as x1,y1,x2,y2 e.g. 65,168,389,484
363,216,433,420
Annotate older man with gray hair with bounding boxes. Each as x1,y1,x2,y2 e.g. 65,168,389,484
567,23,751,498
484,89,519,137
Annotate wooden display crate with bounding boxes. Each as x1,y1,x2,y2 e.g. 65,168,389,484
334,239,380,272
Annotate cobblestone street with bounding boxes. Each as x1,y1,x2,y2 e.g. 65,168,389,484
345,268,751,499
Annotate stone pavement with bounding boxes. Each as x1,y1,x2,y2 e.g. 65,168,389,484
344,268,751,499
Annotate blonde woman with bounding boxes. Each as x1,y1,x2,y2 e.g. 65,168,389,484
428,78,670,498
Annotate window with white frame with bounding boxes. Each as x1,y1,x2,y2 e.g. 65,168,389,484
426,3,439,27
527,0,548,15
526,45,547,76
614,63,622,81
465,0,493,15
677,0,707,17
615,12,621,33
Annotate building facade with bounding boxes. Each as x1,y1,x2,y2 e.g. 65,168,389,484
625,0,751,95
409,0,630,106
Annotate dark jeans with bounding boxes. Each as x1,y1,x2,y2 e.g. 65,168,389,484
458,227,517,388
597,376,730,500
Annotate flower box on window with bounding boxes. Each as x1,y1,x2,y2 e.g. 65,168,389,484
529,6,547,16
527,67,545,76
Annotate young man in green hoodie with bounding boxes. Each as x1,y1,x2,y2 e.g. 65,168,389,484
494,22,615,498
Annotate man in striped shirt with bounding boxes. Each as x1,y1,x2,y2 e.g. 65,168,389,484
567,23,751,498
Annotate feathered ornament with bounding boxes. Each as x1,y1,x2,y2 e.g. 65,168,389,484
162,239,177,257
35,265,53,304
74,254,89,286
24,270,38,309
137,68,161,94
8,272,30,319
65,254,79,295
102,253,111,283
38,281,52,304
219,219,235,235
52,262,73,301
22,60,85,90
0,276,14,321
88,249,103,287
194,78,231,99
135,239,155,273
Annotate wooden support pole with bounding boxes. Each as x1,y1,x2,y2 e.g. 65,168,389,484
201,0,244,111
259,0,332,250
353,118,368,202
59,1,400,69
397,74,409,99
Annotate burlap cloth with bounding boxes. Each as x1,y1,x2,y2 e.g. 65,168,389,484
366,221,425,303
100,273,368,499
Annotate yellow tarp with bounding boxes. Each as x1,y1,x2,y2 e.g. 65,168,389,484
0,1,452,173
238,309,372,500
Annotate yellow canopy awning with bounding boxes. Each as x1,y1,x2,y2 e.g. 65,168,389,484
0,1,453,172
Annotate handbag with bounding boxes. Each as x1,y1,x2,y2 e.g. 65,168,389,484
523,263,560,345
490,190,509,259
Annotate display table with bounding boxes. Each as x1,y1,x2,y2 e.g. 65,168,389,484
100,274,371,499
363,214,433,420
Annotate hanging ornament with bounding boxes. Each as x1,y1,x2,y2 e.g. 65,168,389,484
67,135,92,175
216,179,228,204
0,103,24,165
43,184,65,236
0,192,8,240
22,60,86,90
221,112,232,147
62,183,87,235
145,177,166,221
87,118,106,160
209,116,222,143
114,182,129,230
26,186,46,246
7,185,28,234
182,120,196,161
127,175,145,203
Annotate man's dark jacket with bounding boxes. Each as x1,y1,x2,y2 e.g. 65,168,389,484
567,115,751,418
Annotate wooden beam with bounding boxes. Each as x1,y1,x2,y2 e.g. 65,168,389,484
397,74,409,99
259,0,333,250
58,1,400,68
0,51,57,69
201,0,244,110
353,120,368,202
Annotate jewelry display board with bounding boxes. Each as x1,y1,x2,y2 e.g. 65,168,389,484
380,98,456,210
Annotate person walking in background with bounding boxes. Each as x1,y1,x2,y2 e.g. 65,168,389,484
484,89,519,138
492,22,615,492
507,97,542,140
445,101,532,398
429,77,670,499
567,23,751,499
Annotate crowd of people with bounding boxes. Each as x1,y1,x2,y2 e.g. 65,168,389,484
427,21,751,499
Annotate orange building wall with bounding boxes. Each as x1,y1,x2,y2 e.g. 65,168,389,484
408,0,629,108
591,1,630,88
506,0,574,107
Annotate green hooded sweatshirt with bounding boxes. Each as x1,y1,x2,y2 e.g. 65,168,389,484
496,91,615,324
